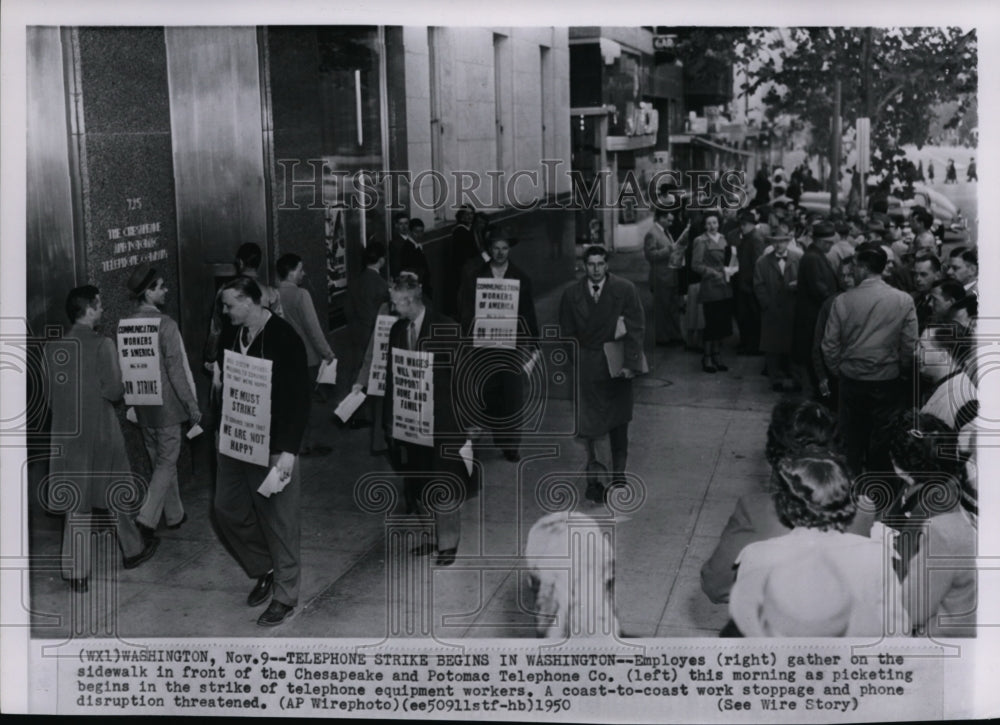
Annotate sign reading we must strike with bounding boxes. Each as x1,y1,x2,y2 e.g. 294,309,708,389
220,350,273,467
117,317,163,406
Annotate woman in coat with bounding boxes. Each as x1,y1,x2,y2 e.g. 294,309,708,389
691,211,736,372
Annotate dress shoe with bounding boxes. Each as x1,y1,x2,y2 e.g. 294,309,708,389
247,571,274,607
166,512,188,530
435,548,457,567
585,482,606,505
701,357,717,373
135,519,157,544
122,538,159,570
503,450,521,463
712,357,729,372
68,578,88,593
257,600,294,627
410,542,436,557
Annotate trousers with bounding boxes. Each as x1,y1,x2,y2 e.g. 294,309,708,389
391,440,462,551
838,376,903,476
214,453,301,606
137,424,184,529
62,511,144,580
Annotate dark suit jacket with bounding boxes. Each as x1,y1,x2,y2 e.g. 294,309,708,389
558,273,645,437
447,225,478,314
793,246,840,362
456,260,539,346
390,236,432,299
753,251,799,355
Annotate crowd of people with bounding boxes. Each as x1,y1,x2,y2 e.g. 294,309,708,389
671,185,981,638
44,170,979,636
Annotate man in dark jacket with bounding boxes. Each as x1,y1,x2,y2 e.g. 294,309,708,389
731,209,766,354
792,222,841,395
559,246,645,502
383,277,471,567
213,276,310,626
457,235,540,461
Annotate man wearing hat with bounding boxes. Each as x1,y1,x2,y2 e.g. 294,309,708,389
754,233,800,392
122,264,201,540
732,209,766,355
821,243,917,474
792,222,841,395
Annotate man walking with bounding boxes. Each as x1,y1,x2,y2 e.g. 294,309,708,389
47,286,158,592
822,244,917,474
122,265,200,540
383,277,470,566
212,277,310,626
457,234,540,462
559,246,645,503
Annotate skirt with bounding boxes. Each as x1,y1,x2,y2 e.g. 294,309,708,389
702,299,733,342
684,283,705,333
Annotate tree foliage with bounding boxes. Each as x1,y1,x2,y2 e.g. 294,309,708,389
740,27,977,190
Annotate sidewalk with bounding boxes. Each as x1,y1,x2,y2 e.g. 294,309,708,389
28,248,779,639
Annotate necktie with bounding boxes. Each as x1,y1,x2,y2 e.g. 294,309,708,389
408,321,417,350
241,326,251,348
592,284,600,302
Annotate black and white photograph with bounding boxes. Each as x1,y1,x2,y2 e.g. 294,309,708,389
1,0,997,719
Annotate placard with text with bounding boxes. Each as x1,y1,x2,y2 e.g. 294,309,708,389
473,278,520,348
390,347,434,447
367,315,397,396
117,317,163,406
219,350,273,467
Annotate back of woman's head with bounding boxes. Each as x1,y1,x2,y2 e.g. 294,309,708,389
773,446,856,532
888,411,964,481
766,399,838,466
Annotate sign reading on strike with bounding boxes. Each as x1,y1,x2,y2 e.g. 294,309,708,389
366,314,397,396
473,278,520,348
390,347,434,447
117,318,163,406
219,349,273,467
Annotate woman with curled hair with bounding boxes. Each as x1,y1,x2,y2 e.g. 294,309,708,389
701,398,867,605
887,412,976,638
728,448,908,637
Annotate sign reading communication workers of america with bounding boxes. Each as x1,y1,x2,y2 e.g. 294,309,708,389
473,278,520,348
219,349,273,467
117,317,163,406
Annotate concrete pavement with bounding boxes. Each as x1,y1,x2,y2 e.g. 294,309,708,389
28,247,782,640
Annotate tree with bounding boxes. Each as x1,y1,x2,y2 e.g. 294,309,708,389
740,27,977,195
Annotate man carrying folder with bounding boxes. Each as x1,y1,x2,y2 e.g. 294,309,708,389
559,245,646,503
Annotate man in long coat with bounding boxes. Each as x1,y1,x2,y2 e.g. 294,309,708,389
792,222,841,394
731,209,766,354
559,245,645,503
754,234,800,392
46,285,158,592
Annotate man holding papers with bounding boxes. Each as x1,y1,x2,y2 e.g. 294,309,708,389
121,264,201,540
383,276,470,567
559,245,645,504
457,235,539,462
212,277,310,626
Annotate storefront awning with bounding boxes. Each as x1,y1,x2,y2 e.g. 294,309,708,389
692,135,753,157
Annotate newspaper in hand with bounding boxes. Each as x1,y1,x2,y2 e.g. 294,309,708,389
334,390,366,423
257,466,290,498
316,358,337,385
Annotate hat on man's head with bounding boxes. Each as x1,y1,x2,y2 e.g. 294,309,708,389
812,221,837,239
126,264,159,298
737,209,756,224
767,232,792,244
867,219,887,235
